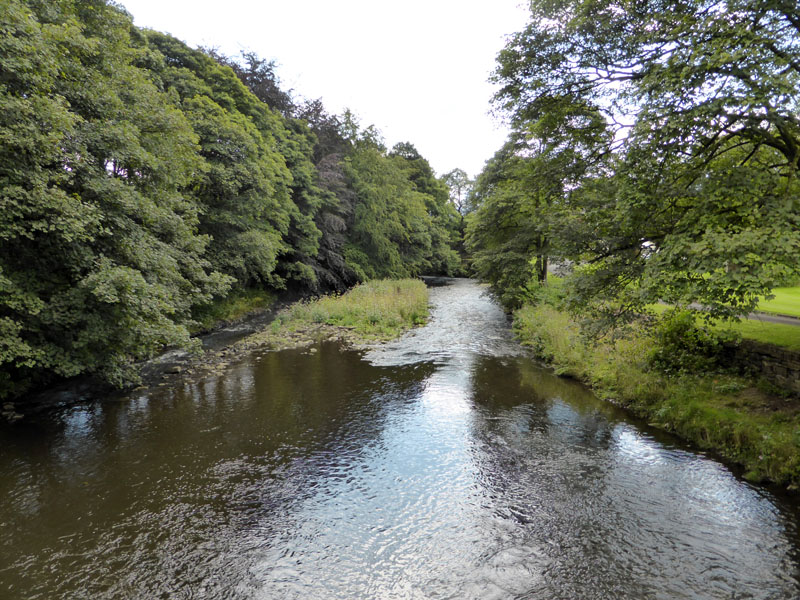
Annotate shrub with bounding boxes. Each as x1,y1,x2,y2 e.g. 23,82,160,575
648,309,734,375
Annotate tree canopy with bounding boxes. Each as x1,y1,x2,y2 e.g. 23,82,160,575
473,0,800,321
0,0,462,399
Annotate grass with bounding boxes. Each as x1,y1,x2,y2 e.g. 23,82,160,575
513,303,800,488
283,279,429,339
190,288,275,333
714,318,800,351
648,303,800,351
239,279,429,350
757,286,800,318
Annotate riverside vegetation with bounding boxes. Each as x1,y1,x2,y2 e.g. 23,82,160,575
464,0,800,488
178,279,428,384
513,292,800,487
0,0,466,401
236,279,429,351
4,0,800,490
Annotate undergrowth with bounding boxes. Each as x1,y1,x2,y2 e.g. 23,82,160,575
191,288,275,333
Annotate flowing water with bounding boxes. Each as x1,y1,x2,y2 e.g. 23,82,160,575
1,279,799,599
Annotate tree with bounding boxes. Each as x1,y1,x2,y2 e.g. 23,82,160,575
145,32,327,290
466,143,548,307
0,0,465,400
0,0,228,397
215,51,295,117
443,168,473,217
493,0,800,320
343,147,433,279
467,94,611,307
389,143,462,275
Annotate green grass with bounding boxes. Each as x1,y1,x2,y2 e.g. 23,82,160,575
241,279,429,349
757,286,800,318
648,303,800,351
513,304,800,487
191,288,275,333
714,318,800,351
284,279,429,339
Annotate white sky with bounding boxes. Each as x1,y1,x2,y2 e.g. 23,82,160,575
119,0,529,178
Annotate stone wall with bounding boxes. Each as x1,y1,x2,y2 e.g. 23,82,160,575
729,340,800,394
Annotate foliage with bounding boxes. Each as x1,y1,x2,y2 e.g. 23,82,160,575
389,143,462,276
648,309,735,375
467,93,610,308
344,147,427,278
248,279,429,343
143,31,311,289
442,168,473,217
466,144,547,308
490,0,800,325
0,1,459,399
190,288,275,333
650,303,800,352
0,0,230,396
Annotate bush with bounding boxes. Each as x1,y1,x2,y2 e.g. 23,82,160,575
648,309,734,375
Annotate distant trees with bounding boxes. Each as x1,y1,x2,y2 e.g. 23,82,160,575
0,0,462,399
442,169,472,217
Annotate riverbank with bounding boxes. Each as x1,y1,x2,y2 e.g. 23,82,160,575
513,304,800,489
3,279,428,422
172,278,429,382
6,278,798,598
189,288,277,334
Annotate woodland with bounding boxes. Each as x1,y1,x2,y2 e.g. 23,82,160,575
0,0,464,398
3,0,800,408
468,0,800,322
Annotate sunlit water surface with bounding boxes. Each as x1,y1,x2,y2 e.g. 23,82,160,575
1,279,799,599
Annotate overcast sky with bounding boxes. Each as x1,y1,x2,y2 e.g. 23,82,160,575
119,0,529,178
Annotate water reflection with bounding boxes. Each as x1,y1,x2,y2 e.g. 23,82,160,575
0,279,798,599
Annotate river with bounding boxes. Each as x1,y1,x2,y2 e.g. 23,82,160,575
1,278,799,599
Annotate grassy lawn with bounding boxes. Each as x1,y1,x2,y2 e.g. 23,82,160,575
713,318,800,351
648,303,800,351
757,286,800,318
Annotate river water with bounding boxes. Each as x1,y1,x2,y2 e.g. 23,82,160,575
1,279,799,599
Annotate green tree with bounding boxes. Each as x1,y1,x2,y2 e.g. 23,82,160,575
466,143,547,308
493,0,800,319
443,168,473,217
389,143,461,275
343,146,431,279
467,96,609,306
0,0,228,397
144,32,325,290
